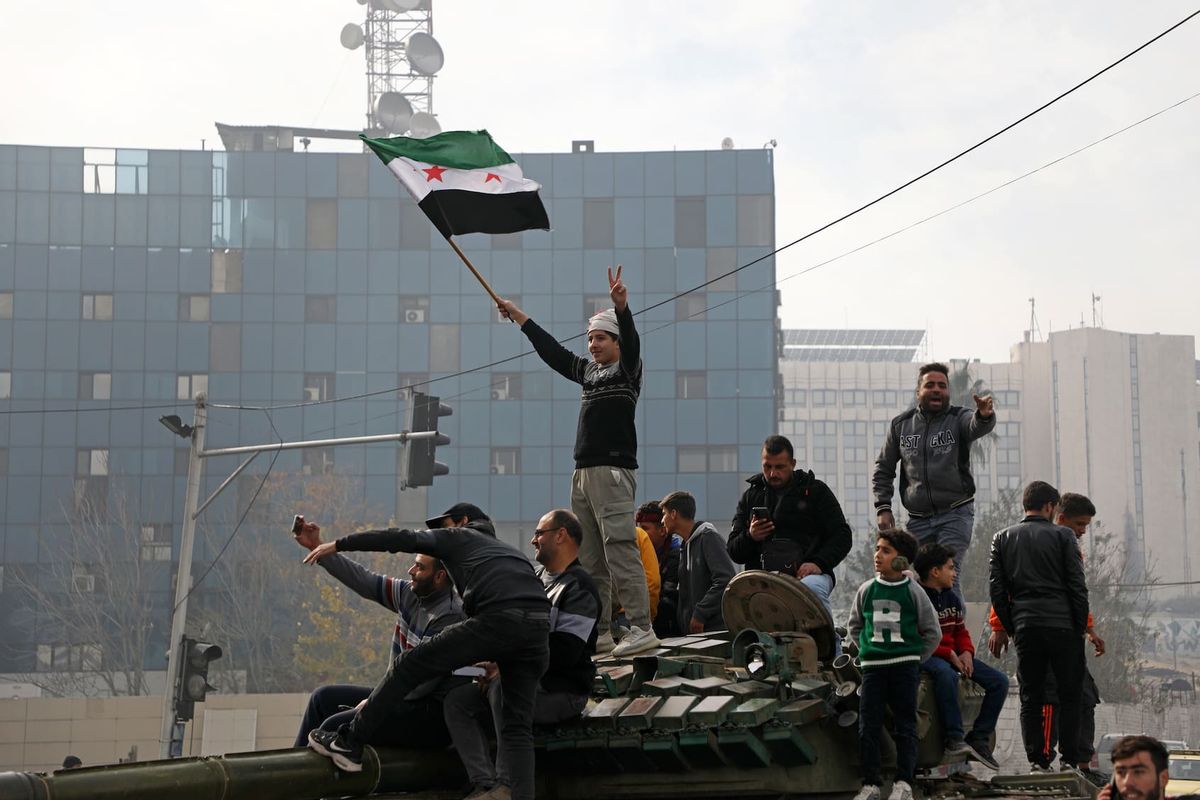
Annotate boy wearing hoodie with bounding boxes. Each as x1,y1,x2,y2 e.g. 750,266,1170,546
914,542,1007,770
848,528,941,800
661,491,737,634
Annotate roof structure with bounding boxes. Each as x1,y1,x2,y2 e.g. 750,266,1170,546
781,329,927,362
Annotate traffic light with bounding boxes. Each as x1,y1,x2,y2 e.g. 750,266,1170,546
405,390,452,487
174,637,223,722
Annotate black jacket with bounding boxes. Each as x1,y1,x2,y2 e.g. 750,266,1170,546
336,519,549,618
727,470,852,580
989,515,1089,634
539,559,600,695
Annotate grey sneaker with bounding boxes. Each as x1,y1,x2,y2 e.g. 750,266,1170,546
965,740,1000,770
594,631,615,655
887,780,913,800
944,739,973,759
853,785,881,800
611,625,659,657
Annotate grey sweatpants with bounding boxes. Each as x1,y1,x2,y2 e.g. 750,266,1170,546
571,465,651,630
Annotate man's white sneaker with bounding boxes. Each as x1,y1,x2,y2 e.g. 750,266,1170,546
888,780,913,800
853,784,881,800
610,625,659,657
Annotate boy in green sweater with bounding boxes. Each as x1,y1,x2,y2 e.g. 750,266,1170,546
848,529,941,800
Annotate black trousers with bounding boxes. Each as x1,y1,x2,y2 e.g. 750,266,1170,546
1034,668,1101,766
348,608,549,800
1015,626,1086,767
859,662,920,786
294,683,449,749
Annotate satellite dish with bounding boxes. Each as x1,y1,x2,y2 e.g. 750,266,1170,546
374,92,414,134
721,137,734,150
378,0,420,11
340,23,365,50
406,32,444,75
409,112,441,139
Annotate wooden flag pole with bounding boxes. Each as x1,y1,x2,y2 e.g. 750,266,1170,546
446,236,502,307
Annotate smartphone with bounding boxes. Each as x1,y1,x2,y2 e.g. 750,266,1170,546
453,665,487,678
291,514,305,535
1109,781,1121,800
752,506,769,519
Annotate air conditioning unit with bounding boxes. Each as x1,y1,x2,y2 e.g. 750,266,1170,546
73,574,95,593
303,387,321,402
404,308,426,324
491,387,508,401
490,464,507,475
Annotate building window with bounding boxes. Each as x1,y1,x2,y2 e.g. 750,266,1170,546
0,371,10,400
842,389,866,407
397,372,429,393
784,388,807,407
83,148,117,194
992,389,1020,408
306,199,338,249
678,446,708,473
737,195,773,246
179,294,210,322
79,372,112,400
212,249,243,293
305,294,336,323
490,373,521,401
399,295,430,324
709,445,738,472
491,232,523,250
140,524,173,562
77,448,109,476
174,448,190,476
430,324,460,372
871,389,899,407
583,294,610,320
210,323,241,371
37,642,102,672
72,565,96,595
177,374,208,401
675,197,706,247
811,421,838,465
675,293,706,322
812,389,837,407
302,448,335,476
842,420,868,465
0,292,12,319
303,373,335,403
677,445,737,473
583,199,614,248
490,447,520,475
676,371,706,399
82,293,114,321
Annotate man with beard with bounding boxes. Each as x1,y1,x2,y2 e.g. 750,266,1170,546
728,434,852,624
301,503,549,800
292,516,464,749
1098,736,1171,800
443,508,600,799
873,362,995,594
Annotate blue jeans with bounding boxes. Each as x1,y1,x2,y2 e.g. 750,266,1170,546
860,662,920,786
800,573,841,657
920,656,1009,745
906,504,974,595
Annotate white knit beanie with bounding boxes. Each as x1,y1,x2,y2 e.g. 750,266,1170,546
587,308,620,338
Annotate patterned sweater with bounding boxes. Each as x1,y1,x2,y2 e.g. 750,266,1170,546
848,574,941,669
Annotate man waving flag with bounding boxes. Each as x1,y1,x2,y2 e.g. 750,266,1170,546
361,130,550,240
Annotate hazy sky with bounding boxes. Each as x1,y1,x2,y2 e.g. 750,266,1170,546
2,1,1197,363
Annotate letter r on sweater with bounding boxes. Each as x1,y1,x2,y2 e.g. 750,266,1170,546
871,599,904,643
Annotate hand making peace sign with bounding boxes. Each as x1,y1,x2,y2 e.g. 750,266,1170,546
608,264,627,312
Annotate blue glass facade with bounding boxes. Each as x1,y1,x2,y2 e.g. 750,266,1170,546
0,142,776,671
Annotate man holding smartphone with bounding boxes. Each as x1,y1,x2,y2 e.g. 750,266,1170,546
727,434,853,624
1098,736,1171,800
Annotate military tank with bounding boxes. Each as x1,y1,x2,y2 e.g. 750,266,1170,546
0,571,1099,800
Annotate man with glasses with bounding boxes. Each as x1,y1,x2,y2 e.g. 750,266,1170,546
301,503,549,800
443,508,600,800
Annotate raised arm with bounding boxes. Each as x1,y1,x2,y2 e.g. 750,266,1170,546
499,297,587,383
609,265,640,374
294,521,404,609
872,420,900,527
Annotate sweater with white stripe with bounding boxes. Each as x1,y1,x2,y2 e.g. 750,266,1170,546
848,573,941,669
538,559,600,695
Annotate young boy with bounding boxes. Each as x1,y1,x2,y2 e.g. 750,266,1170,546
914,543,1008,770
848,529,941,800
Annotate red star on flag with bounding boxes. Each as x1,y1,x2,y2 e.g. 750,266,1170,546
422,165,447,182
484,172,502,183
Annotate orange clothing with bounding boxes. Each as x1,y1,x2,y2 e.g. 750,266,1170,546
635,527,661,621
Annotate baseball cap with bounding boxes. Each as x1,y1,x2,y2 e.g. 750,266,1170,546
425,502,490,529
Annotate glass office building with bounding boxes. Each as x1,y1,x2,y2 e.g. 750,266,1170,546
0,142,777,673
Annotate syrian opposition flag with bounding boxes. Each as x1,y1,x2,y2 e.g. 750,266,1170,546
361,130,550,239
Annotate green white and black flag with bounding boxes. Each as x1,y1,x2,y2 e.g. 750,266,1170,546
361,130,550,239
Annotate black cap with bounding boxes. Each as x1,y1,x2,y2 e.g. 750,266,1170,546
425,502,490,529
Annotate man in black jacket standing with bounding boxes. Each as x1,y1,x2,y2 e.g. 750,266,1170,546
301,503,549,800
989,481,1089,772
443,508,600,798
728,434,852,624
873,362,995,594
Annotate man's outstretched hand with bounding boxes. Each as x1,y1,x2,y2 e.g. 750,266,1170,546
608,264,627,312
304,540,338,565
293,521,322,551
497,297,528,326
974,393,995,418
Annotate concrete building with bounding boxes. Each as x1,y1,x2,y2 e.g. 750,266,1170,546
0,141,778,677
779,326,1200,584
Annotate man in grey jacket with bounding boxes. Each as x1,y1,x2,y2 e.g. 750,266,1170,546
662,491,736,634
989,480,1089,771
873,362,995,593
292,512,465,748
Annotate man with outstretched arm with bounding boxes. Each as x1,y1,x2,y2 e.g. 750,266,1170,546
498,265,658,658
301,503,549,800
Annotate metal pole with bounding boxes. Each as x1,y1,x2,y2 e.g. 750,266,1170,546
159,393,207,758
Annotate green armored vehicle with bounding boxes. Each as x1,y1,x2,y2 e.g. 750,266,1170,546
0,571,1097,800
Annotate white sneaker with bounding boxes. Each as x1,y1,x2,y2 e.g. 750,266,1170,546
888,780,912,800
610,625,659,657
594,631,615,655
853,785,881,800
